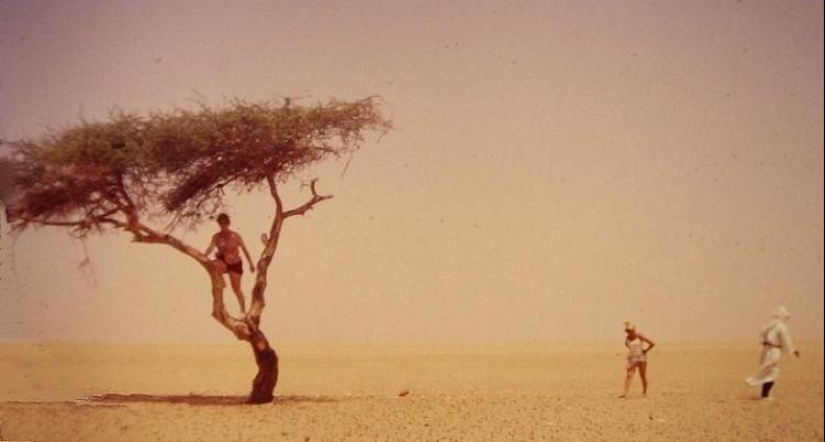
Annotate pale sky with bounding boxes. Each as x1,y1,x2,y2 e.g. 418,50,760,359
0,0,822,344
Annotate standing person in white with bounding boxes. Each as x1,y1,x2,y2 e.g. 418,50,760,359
620,322,656,398
745,305,801,400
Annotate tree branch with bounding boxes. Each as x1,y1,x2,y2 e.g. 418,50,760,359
267,175,284,219
244,176,288,327
283,179,333,218
244,179,333,328
13,209,127,237
127,220,209,267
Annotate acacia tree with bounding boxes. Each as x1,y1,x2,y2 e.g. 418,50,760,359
2,97,390,403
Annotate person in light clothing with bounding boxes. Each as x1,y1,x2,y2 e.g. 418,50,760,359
620,322,655,398
745,305,801,400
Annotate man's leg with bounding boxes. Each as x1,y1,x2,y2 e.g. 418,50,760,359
761,381,775,399
229,272,246,316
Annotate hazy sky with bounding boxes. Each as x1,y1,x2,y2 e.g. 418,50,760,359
1,0,822,344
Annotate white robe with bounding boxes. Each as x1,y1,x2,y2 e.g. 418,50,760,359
745,320,796,385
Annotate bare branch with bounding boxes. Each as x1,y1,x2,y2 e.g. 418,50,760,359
266,175,284,218
283,179,334,218
126,220,209,267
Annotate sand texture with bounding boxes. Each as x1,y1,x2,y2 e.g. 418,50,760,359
1,341,822,442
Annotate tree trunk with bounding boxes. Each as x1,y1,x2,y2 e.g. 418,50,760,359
248,331,279,404
206,268,278,403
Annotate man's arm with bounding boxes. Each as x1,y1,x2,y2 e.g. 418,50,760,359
204,234,216,256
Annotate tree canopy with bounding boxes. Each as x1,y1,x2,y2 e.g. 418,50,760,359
5,96,391,235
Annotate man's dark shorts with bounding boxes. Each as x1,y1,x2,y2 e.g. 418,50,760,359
216,254,244,274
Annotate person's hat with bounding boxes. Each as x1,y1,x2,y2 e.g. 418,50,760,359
772,305,790,320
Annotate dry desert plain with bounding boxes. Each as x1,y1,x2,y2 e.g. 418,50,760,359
0,341,823,442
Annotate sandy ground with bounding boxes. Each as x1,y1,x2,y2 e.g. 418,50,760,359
0,341,822,442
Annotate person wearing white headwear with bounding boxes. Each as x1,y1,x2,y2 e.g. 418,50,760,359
745,305,800,400
620,322,655,398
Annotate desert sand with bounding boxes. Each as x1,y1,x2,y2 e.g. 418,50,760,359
0,340,822,442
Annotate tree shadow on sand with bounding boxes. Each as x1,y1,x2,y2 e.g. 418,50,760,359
84,393,340,406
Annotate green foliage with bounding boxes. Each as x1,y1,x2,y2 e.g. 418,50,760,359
4,97,390,233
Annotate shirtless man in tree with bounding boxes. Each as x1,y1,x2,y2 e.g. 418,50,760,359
204,213,255,316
